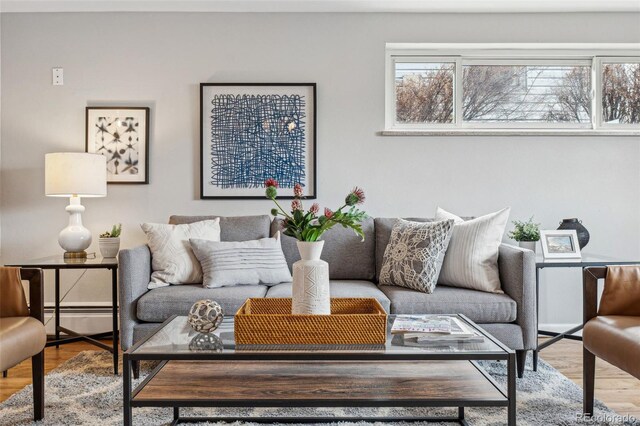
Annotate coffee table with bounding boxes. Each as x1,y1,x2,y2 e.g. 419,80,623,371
124,314,515,425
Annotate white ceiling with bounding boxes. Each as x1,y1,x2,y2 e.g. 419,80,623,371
1,0,639,13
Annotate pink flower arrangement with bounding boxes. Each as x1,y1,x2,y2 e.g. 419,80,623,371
264,179,368,242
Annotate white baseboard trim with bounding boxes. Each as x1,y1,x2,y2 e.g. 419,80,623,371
43,308,117,336
538,323,582,336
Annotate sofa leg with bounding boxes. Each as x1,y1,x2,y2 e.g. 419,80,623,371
2,370,7,378
132,360,140,380
31,351,44,421
516,350,527,378
583,347,596,416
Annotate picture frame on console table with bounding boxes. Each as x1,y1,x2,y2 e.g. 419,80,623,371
540,229,582,259
86,106,150,184
200,83,316,199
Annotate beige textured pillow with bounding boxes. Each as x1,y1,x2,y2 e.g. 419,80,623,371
142,219,221,289
435,207,510,294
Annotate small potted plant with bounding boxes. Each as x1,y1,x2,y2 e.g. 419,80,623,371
99,224,122,258
508,217,540,252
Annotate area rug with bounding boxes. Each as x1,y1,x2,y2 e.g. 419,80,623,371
0,351,637,426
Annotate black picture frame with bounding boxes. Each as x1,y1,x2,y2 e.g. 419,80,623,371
200,83,317,200
85,106,150,184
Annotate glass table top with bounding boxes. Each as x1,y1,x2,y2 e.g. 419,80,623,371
132,314,507,357
535,252,640,267
6,255,118,268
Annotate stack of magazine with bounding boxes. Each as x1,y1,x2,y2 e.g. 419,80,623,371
391,315,485,346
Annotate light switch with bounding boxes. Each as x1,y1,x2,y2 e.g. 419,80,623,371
52,68,63,85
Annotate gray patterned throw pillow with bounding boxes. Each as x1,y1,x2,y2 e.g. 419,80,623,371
379,218,455,293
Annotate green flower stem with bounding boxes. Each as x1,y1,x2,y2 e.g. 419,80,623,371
270,197,293,220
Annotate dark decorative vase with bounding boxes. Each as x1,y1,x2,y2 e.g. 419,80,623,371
557,218,590,249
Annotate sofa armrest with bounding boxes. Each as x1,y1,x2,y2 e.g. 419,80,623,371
118,245,151,351
498,243,537,350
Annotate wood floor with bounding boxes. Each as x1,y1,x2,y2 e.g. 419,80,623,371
1,338,639,419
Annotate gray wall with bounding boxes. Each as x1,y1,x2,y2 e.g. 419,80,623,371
1,12,639,326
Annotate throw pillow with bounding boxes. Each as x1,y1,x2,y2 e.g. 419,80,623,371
378,218,455,293
435,206,510,294
141,219,221,289
190,232,292,289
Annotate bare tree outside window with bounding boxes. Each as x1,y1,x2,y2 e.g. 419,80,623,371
602,63,640,124
395,63,454,124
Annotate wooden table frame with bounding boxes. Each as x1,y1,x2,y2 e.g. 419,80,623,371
123,314,516,425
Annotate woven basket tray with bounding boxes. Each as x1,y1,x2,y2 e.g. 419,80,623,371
234,298,387,345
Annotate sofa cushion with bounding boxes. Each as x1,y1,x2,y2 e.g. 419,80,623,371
137,284,268,322
375,217,433,282
190,234,292,288
272,217,376,280
379,218,454,293
142,219,221,288
379,284,517,323
265,280,391,313
435,207,510,294
169,215,271,242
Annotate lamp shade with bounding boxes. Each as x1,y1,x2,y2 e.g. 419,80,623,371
45,152,107,197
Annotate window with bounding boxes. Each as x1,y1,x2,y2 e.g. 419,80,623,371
600,60,640,126
385,44,640,133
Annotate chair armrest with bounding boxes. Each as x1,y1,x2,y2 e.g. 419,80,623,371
20,268,44,323
118,245,152,351
498,243,536,350
583,267,607,323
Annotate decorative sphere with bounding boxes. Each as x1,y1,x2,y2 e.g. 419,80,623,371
187,299,224,333
189,333,224,352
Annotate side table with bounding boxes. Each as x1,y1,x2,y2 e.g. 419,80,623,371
533,253,639,372
6,256,119,375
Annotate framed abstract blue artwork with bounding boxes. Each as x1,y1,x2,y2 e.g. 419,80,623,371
200,83,316,199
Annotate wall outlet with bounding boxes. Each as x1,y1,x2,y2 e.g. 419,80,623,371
52,67,63,85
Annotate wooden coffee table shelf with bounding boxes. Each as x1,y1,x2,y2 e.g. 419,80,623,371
135,360,506,404
124,315,516,425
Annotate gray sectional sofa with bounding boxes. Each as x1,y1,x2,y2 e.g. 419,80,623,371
119,214,536,376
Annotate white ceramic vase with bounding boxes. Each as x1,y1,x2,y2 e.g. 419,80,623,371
99,237,120,258
519,240,537,253
292,240,330,315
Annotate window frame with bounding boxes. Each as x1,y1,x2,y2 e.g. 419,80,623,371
384,44,640,134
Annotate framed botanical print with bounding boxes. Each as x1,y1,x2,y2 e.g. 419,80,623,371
200,83,316,199
86,107,150,184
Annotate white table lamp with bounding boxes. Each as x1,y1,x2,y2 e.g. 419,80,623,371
45,152,107,258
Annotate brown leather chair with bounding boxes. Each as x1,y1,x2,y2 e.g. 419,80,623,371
583,266,640,416
0,267,46,420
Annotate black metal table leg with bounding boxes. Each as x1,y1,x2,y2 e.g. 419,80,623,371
508,353,517,425
124,354,132,426
533,267,540,371
112,267,119,375
54,268,61,348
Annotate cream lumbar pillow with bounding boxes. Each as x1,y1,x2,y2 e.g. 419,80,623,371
435,207,510,294
190,232,292,289
141,219,221,289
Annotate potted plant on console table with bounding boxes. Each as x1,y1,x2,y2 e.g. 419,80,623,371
508,217,540,253
265,179,368,315
99,223,122,258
